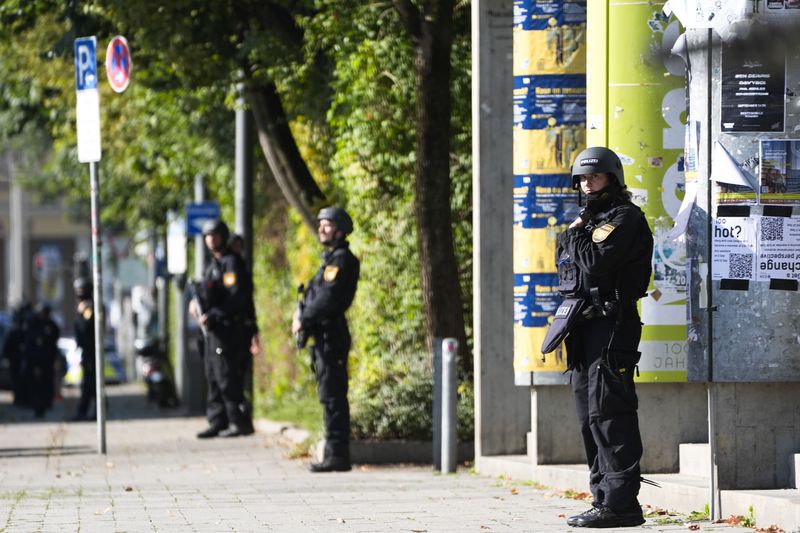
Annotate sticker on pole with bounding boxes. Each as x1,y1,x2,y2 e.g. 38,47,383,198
74,36,102,163
105,36,131,93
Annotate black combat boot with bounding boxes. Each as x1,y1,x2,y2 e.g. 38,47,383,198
572,504,645,528
308,456,351,473
566,503,602,526
196,426,224,439
219,424,255,438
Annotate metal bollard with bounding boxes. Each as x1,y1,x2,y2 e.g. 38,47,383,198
441,338,458,473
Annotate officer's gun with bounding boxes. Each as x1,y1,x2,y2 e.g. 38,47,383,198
295,283,309,350
188,280,209,337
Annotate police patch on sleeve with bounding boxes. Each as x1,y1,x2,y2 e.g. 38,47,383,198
592,223,616,243
323,265,340,282
223,272,237,287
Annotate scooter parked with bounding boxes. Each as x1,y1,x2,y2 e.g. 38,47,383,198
134,337,177,408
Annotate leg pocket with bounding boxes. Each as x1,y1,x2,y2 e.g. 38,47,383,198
598,348,640,416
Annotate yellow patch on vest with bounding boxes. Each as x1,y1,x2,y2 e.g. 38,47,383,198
82,308,93,320
223,272,237,287
323,265,340,282
592,223,616,243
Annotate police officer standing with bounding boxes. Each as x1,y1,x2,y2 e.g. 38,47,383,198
292,207,360,473
193,220,255,438
26,303,60,418
556,147,653,528
3,303,30,407
73,278,97,421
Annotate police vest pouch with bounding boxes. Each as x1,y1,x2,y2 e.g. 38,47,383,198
541,297,586,355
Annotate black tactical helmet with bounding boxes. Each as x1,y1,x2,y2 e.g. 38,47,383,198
73,277,92,298
317,207,353,235
571,146,625,189
201,219,230,242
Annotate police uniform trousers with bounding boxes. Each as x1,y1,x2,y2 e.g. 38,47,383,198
204,325,250,430
569,311,643,511
77,360,96,417
312,342,350,460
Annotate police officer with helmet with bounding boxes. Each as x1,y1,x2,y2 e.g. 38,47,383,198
193,219,255,438
292,207,360,473
556,147,653,528
73,277,97,421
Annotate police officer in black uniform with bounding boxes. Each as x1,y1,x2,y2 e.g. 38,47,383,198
3,303,30,407
26,303,60,418
557,147,653,528
73,277,97,421
194,220,255,439
292,207,360,473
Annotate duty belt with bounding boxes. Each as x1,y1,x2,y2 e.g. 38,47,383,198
583,287,635,320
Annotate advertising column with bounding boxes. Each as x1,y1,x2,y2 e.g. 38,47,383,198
587,1,687,381
513,0,586,381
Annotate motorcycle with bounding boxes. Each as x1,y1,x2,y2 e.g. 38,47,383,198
134,337,178,408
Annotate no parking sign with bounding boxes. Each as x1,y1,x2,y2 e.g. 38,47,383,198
105,35,131,93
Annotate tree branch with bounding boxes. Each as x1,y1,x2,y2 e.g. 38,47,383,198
393,0,422,41
247,82,325,231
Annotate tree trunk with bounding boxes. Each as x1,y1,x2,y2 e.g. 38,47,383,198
247,82,325,230
412,1,469,373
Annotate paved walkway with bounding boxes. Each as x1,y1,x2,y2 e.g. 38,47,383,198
0,384,754,533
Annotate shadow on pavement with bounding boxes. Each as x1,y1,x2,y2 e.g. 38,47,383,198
0,382,201,425
0,445,95,458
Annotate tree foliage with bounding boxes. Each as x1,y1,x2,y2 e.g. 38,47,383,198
0,0,474,440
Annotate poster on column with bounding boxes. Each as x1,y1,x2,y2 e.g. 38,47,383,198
513,274,564,372
513,174,578,228
757,216,800,281
513,0,586,77
711,217,757,280
760,139,800,205
720,42,785,133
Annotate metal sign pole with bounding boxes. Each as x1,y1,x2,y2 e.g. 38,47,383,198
705,28,719,519
90,160,107,454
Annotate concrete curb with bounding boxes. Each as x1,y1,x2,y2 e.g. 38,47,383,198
313,438,475,465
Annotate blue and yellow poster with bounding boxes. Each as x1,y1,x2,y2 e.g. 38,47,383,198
513,0,586,374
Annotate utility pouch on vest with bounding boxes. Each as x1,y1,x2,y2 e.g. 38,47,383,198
556,253,580,295
541,297,586,355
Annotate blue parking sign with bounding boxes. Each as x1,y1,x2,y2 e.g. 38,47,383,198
186,202,221,236
75,37,98,91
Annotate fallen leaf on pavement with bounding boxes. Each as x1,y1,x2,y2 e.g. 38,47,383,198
558,514,566,518
124,486,133,492
510,488,519,495
755,526,785,533
687,524,700,530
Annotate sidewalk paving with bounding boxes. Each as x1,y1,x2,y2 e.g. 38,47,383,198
0,383,756,533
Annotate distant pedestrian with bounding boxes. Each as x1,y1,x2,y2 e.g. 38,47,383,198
72,277,97,421
228,233,260,419
192,220,255,438
228,233,260,356
557,147,653,528
3,303,31,407
25,303,60,418
293,207,360,473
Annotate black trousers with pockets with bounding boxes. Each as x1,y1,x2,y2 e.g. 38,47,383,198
568,312,643,511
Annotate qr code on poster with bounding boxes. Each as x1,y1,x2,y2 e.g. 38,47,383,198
761,217,784,241
729,253,753,279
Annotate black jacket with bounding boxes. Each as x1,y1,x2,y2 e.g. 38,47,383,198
302,242,360,348
202,249,253,333
556,198,653,304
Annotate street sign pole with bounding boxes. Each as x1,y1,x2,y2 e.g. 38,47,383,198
75,36,105,454
90,160,107,454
